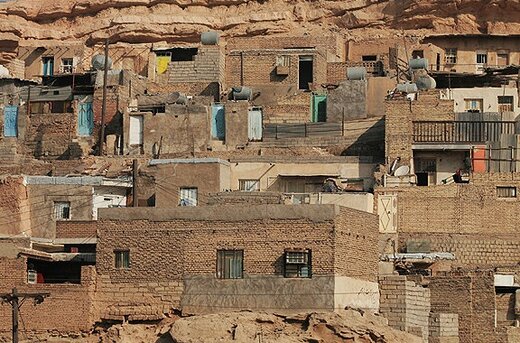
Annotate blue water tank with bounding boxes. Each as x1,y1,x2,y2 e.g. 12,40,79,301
409,58,429,70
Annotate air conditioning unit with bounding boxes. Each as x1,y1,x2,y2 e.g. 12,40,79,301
27,269,37,284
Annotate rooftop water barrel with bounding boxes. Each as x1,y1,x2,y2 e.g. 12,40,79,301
346,67,367,80
232,86,252,101
174,93,188,105
201,31,219,45
409,58,429,70
416,75,436,90
0,65,9,77
91,55,113,70
396,83,418,93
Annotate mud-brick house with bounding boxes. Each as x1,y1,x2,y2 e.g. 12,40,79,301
95,204,379,320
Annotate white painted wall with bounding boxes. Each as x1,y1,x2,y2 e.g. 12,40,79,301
334,276,379,311
440,87,520,117
92,186,127,220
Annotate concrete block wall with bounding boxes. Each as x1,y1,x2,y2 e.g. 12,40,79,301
429,313,460,343
167,46,223,84
380,275,431,342
6,58,25,79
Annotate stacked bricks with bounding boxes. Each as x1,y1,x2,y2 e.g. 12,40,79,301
55,221,97,239
167,46,223,84
429,313,460,343
24,113,77,159
379,275,431,342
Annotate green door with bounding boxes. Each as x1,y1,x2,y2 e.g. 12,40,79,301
312,94,327,122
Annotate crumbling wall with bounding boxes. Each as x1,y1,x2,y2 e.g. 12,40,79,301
24,113,78,159
224,101,249,148
379,275,431,342
0,256,96,336
0,176,30,236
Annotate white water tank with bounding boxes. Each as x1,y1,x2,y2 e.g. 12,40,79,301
0,64,9,78
91,55,113,70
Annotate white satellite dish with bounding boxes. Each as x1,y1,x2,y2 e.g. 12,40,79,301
394,165,410,177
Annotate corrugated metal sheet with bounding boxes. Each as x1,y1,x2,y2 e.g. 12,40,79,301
19,86,72,102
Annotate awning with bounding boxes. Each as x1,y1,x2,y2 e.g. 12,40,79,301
19,86,72,102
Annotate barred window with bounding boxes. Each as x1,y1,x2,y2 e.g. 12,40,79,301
217,250,243,279
239,179,260,191
497,186,517,198
284,249,311,278
445,48,457,64
114,250,130,269
54,201,70,220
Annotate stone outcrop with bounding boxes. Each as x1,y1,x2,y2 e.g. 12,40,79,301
0,0,519,45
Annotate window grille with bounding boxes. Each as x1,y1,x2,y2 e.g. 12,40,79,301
216,250,243,279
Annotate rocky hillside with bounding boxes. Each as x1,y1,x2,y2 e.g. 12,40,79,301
1,0,519,44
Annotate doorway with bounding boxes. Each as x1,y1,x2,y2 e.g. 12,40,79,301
312,94,327,122
298,56,313,90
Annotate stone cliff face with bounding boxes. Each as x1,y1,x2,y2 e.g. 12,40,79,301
0,0,519,44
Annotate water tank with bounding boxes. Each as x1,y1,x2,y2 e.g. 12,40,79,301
201,31,219,45
174,93,188,105
231,86,252,101
91,54,113,70
346,67,367,80
416,75,436,90
409,58,429,70
396,83,418,93
0,64,9,78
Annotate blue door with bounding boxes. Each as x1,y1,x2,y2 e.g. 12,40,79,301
3,105,18,137
78,102,94,136
211,104,225,140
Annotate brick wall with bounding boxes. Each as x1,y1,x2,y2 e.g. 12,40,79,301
380,275,431,342
385,91,454,163
207,192,285,205
0,256,96,336
429,272,496,343
24,113,78,159
0,176,30,236
334,207,379,282
327,62,348,84
95,205,377,316
55,221,97,239
399,233,520,268
429,313,459,343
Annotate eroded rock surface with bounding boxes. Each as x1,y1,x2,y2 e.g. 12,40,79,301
1,0,519,44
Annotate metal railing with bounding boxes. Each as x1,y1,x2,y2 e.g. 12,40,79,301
412,120,517,143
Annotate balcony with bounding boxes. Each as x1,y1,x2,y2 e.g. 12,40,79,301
412,121,517,143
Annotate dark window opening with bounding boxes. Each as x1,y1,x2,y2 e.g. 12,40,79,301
27,259,85,284
64,244,96,253
284,249,311,278
362,55,377,62
298,56,313,90
30,101,73,114
170,48,198,61
416,172,429,186
137,105,166,115
498,96,514,112
412,50,424,59
217,250,243,279
115,250,130,269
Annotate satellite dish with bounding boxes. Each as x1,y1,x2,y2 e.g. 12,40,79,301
394,165,410,177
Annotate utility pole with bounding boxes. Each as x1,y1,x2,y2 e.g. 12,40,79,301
1,287,49,343
99,37,110,156
132,159,138,207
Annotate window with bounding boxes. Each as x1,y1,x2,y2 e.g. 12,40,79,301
476,52,488,64
412,50,424,59
276,55,291,67
216,250,243,279
298,56,313,90
497,186,517,198
61,58,73,73
284,249,311,278
239,179,260,191
497,52,509,66
179,187,198,206
114,250,130,269
464,99,483,113
42,56,54,76
498,96,514,112
362,55,377,62
445,48,457,64
54,201,70,220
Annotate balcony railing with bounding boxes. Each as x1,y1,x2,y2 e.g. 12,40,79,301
413,121,517,143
